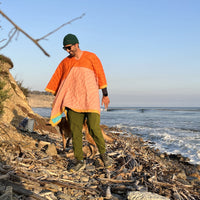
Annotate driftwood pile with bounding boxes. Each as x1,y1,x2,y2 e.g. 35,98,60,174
0,122,199,200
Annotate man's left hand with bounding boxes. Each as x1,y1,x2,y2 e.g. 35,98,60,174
101,96,110,110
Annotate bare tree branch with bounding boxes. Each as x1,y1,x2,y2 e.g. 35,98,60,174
0,28,17,49
36,13,85,41
0,39,6,43
0,10,85,57
0,10,50,56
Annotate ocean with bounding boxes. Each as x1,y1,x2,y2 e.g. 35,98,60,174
33,107,200,165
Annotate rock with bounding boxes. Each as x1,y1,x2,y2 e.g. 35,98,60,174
127,191,170,200
38,141,57,156
56,192,72,200
85,165,95,171
160,153,165,158
80,176,89,182
176,169,187,180
173,192,182,199
45,143,58,156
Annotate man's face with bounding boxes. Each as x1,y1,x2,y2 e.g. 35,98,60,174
63,44,77,57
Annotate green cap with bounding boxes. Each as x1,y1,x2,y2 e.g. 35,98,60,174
63,34,79,46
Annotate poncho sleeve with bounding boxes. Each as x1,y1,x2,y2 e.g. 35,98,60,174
45,58,71,95
91,53,107,89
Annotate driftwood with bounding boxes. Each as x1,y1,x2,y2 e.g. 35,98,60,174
0,186,12,200
0,121,199,199
17,171,99,195
0,180,46,200
99,177,135,183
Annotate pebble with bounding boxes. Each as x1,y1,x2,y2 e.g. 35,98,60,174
80,176,89,182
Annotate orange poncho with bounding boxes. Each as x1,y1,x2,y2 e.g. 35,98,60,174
45,51,107,126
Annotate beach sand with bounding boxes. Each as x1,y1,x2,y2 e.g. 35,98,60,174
27,93,54,108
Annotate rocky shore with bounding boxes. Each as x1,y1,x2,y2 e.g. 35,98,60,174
0,121,200,199
0,57,200,199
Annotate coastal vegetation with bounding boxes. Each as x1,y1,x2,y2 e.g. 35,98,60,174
15,79,30,97
0,75,10,115
0,55,11,115
0,54,13,67
0,55,29,116
30,90,53,95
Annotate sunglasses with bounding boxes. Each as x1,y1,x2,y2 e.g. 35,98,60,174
63,45,73,51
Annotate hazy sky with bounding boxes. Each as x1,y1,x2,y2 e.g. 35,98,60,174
1,0,200,107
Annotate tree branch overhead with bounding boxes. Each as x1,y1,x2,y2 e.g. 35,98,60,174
0,10,85,57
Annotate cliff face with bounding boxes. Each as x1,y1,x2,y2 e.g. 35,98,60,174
0,60,34,125
0,57,58,134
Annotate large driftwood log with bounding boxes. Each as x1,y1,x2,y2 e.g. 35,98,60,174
0,180,46,200
0,186,12,200
11,171,99,195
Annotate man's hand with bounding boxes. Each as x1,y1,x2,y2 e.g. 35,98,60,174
101,96,110,110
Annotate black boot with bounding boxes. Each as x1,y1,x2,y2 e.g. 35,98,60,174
70,160,86,172
100,154,113,168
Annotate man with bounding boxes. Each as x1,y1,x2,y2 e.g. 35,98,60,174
45,33,112,172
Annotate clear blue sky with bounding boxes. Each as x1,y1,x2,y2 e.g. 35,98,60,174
1,0,200,107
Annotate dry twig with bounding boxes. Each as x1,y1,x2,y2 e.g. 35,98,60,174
0,10,85,56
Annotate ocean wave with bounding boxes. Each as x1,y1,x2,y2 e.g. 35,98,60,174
115,124,200,164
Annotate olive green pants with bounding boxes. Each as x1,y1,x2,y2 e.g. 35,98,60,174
67,109,106,161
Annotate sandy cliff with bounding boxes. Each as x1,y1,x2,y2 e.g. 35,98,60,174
27,93,54,108
0,56,58,133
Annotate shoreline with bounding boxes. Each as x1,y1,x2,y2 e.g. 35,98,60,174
28,94,200,166
1,117,200,199
18,94,200,199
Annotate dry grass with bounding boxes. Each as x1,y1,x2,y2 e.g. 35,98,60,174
0,54,13,68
